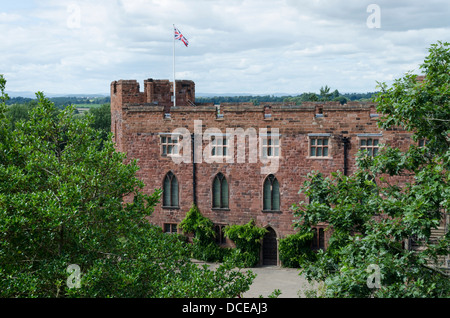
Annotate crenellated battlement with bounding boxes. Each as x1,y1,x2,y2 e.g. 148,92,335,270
111,78,377,115
111,78,195,111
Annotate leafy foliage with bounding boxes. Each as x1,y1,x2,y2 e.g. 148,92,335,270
179,206,269,267
5,101,37,130
180,204,216,242
180,210,268,267
292,42,450,298
179,204,231,262
278,231,316,268
224,220,268,267
0,77,254,298
319,85,332,101
88,103,111,142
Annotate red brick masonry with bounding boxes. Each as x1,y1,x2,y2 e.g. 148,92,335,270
111,78,414,264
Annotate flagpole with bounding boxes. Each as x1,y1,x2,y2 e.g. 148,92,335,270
173,24,176,108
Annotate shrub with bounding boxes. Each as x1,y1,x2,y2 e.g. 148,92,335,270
179,204,230,262
279,231,316,268
224,220,267,267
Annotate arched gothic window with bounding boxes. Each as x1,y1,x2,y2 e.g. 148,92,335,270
212,173,229,209
163,171,179,207
263,174,280,211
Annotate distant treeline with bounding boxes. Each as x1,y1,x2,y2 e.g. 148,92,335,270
196,91,378,105
5,100,112,143
7,91,378,108
6,96,111,108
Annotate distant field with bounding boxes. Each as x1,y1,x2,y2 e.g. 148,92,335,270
74,104,102,108
74,104,103,114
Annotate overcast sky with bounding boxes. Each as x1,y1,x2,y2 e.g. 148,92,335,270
1,0,450,96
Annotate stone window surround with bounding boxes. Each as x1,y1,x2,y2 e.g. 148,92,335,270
357,133,383,157
307,133,332,159
159,132,181,157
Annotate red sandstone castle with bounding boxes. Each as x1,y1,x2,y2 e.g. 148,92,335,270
111,78,416,265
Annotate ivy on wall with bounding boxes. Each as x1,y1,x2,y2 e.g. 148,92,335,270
179,204,230,262
223,220,268,268
278,231,316,268
179,205,268,267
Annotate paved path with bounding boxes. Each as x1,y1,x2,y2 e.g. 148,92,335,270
242,266,319,298
192,260,319,298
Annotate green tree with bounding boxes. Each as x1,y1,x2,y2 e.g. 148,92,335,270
88,103,111,142
5,101,37,131
0,75,254,298
319,85,332,101
331,89,340,100
293,42,450,298
305,92,319,102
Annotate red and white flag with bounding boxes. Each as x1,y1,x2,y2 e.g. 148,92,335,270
174,26,189,47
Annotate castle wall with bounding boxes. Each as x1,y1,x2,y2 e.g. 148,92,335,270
111,79,414,262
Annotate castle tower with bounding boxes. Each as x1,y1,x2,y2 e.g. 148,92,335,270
110,78,195,151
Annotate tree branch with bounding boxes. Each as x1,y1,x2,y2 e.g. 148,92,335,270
425,117,450,122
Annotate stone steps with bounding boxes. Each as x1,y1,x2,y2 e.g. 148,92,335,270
410,226,449,274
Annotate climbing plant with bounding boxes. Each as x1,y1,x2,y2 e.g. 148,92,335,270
224,220,268,267
179,204,230,262
278,231,316,268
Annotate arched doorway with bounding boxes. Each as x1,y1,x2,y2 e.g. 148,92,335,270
262,227,278,265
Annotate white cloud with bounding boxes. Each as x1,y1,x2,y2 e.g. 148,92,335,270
1,0,449,96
